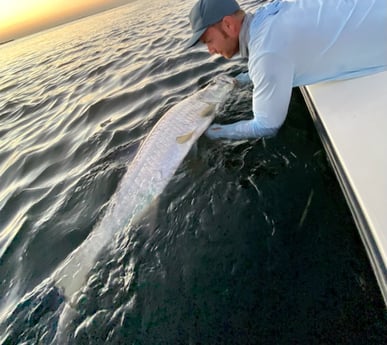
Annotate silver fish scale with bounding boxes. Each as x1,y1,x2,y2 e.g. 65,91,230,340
126,96,212,189
53,76,234,304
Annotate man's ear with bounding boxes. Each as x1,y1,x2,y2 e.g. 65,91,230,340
222,15,239,38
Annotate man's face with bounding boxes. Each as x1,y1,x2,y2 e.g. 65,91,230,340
200,23,239,59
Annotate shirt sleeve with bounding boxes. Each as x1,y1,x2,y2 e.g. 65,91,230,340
250,52,294,132
206,52,294,140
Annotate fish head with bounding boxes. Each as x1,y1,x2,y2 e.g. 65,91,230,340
201,74,235,104
213,74,237,88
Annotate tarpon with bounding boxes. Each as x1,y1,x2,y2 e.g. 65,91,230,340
51,74,235,342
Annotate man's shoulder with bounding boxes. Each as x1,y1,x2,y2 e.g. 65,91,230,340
247,0,286,51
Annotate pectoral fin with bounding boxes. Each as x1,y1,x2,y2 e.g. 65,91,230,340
200,104,216,117
176,131,194,144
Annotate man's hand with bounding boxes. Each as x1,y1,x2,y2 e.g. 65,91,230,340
234,72,251,86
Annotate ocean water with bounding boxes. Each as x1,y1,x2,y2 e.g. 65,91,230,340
0,0,385,344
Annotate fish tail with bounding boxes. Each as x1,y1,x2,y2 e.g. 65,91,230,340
52,301,80,345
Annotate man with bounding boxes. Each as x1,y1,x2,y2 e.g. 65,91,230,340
186,0,387,140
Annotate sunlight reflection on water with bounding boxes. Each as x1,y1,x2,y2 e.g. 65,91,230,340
0,1,385,344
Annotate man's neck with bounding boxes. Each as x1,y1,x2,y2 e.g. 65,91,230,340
239,12,253,58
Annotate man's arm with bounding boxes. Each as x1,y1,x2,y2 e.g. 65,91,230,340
206,53,294,140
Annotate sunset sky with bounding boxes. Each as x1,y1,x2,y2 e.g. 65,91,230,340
0,0,131,42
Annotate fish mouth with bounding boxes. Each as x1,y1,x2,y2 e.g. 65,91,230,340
213,74,236,86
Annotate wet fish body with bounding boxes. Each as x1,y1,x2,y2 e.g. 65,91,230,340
51,74,235,341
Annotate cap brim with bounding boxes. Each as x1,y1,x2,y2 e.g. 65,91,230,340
185,27,207,48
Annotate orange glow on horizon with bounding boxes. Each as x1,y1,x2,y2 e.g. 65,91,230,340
0,0,129,42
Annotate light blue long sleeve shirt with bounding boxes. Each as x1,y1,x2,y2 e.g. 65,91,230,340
207,0,387,140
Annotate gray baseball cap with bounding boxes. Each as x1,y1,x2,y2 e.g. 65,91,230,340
186,0,241,48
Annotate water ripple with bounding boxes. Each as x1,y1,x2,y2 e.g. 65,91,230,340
1,0,384,343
